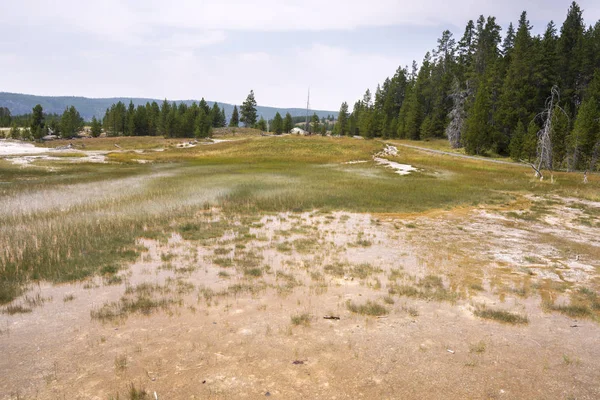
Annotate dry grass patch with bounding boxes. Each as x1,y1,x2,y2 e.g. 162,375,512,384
346,300,388,316
474,306,528,324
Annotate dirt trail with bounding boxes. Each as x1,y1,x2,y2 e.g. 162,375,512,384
388,141,527,167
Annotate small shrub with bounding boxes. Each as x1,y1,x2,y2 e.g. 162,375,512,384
469,341,486,353
291,312,311,326
474,307,528,324
346,300,388,316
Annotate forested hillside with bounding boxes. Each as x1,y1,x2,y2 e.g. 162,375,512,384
0,92,336,123
336,2,600,171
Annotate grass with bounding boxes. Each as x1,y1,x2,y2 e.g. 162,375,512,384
1,135,598,303
114,354,128,373
90,281,187,322
474,306,529,324
388,275,459,303
469,341,486,353
291,312,311,326
2,304,32,315
346,300,388,316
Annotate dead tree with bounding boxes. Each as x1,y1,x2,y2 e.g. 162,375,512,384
446,79,470,149
523,86,567,180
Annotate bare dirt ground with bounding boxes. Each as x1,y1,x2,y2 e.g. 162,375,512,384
1,197,599,399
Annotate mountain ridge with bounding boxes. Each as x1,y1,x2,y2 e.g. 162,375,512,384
0,92,337,121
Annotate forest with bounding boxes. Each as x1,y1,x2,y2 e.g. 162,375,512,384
336,2,600,171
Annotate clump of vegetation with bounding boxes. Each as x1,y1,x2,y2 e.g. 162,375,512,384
63,294,75,302
2,304,32,315
244,267,263,277
291,312,311,326
469,341,486,353
90,282,186,322
543,302,592,318
543,287,600,319
388,275,458,303
474,306,528,324
114,354,128,373
276,242,292,253
292,238,318,253
346,300,388,316
127,383,150,400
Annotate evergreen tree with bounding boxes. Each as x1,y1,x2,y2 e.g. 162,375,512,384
126,101,135,136
283,112,293,133
195,108,211,138
496,11,536,153
337,102,349,135
311,113,320,134
240,90,258,127
9,122,20,139
570,74,600,169
557,1,585,113
159,99,171,135
509,120,526,160
464,77,493,154
30,104,44,135
229,105,240,127
522,120,540,162
0,107,11,127
211,103,224,128
272,112,283,134
90,116,102,137
255,116,267,131
220,108,226,127
60,106,83,138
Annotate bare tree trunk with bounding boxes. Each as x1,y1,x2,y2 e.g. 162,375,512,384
446,79,470,149
533,86,568,177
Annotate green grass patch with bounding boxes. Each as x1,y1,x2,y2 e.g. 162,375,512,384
474,307,528,324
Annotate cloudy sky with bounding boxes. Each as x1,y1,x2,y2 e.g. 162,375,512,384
1,1,599,110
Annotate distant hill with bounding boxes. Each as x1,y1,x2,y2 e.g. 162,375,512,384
0,92,338,122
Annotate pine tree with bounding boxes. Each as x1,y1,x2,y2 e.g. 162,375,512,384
496,11,536,153
220,108,226,127
60,106,83,139
509,120,526,160
255,116,267,131
464,77,493,154
240,90,258,127
9,122,20,139
195,108,211,138
283,112,293,133
31,104,44,132
311,113,320,134
126,101,135,136
229,105,239,127
90,116,102,137
272,112,283,134
522,120,539,162
337,102,349,135
557,1,585,114
570,81,600,169
211,103,223,128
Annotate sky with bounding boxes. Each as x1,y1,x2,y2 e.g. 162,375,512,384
1,1,599,111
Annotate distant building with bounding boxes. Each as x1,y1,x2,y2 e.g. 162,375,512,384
290,127,307,135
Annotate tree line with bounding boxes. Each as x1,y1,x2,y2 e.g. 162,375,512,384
335,2,600,171
101,90,322,137
1,104,84,140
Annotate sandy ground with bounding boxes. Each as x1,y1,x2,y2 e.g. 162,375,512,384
1,198,599,399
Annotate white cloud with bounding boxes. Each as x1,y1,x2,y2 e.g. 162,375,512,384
5,1,600,42
2,1,600,110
